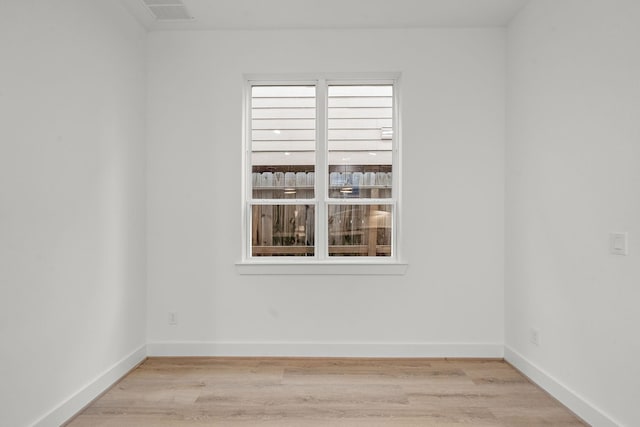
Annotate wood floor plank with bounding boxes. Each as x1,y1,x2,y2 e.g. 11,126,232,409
65,357,586,426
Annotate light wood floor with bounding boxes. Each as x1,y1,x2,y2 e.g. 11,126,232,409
67,357,586,426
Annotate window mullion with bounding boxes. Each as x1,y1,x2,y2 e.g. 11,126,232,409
316,79,328,260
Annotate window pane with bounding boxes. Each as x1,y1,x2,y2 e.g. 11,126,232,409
251,204,315,256
251,86,315,199
328,85,393,199
328,204,392,257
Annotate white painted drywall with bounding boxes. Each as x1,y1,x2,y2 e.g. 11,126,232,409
506,1,640,425
146,29,505,355
0,1,147,426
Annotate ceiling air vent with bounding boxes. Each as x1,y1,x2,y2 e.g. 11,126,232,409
143,0,193,21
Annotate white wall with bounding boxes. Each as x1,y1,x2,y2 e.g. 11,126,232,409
0,1,147,426
506,1,640,425
147,29,505,356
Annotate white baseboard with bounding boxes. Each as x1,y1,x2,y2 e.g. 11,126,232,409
146,341,504,358
32,345,147,427
504,346,620,427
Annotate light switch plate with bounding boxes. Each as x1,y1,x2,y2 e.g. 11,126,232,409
610,232,628,256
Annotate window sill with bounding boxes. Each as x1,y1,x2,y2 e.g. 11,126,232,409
235,261,408,276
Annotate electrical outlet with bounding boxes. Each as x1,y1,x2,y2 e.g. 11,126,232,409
530,328,540,346
168,311,178,325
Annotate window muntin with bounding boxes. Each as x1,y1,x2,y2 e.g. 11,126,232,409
246,78,397,260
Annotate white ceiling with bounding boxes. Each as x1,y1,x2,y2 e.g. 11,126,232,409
122,0,531,31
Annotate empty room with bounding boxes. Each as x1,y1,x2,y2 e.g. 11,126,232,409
1,0,638,426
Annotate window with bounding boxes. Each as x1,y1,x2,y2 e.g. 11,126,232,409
243,75,400,264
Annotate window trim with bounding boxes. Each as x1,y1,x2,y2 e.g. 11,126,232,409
239,73,405,272
235,261,409,276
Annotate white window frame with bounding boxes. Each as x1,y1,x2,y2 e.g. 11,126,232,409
237,73,407,275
